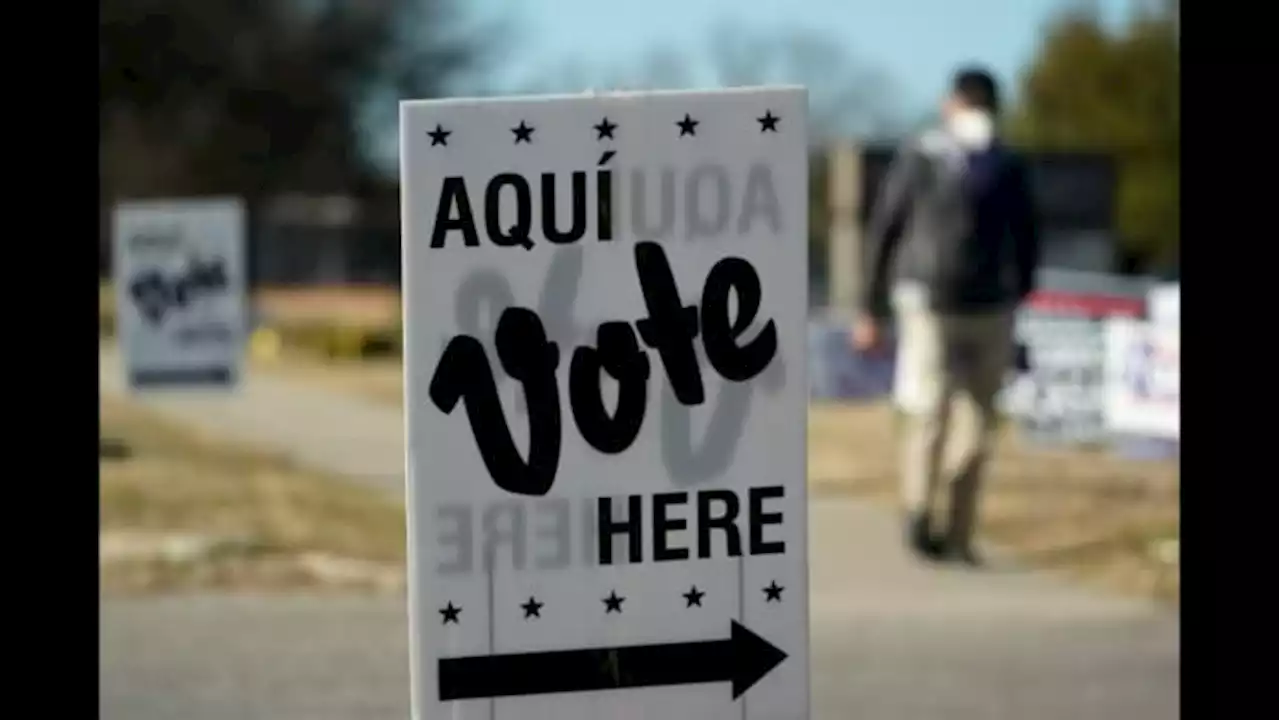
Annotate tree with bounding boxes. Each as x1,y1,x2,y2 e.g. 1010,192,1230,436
1007,2,1179,269
100,0,492,200
515,22,906,143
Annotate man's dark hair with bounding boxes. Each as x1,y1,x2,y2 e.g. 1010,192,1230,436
952,66,1000,114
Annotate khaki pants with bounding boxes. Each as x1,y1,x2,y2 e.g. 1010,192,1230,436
893,293,1014,548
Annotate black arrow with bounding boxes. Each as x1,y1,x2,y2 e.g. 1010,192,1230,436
438,620,786,701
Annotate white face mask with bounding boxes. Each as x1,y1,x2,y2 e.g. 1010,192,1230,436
946,108,994,149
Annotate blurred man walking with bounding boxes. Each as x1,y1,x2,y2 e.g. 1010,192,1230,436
852,67,1041,564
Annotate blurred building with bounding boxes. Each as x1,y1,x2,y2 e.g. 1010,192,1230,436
251,194,399,287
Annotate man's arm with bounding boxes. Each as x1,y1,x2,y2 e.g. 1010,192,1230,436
1007,156,1041,301
859,141,922,320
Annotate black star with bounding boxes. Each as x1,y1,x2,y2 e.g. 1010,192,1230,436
682,585,705,608
763,581,784,603
520,596,543,619
757,110,780,132
594,117,617,140
439,602,461,624
427,124,451,146
511,121,535,144
676,113,699,137
602,591,625,614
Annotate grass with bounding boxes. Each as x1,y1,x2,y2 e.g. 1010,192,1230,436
272,355,1179,604
99,396,405,595
100,282,116,336
255,350,405,405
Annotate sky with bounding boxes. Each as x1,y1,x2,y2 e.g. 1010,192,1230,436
473,0,1139,113
371,0,1141,164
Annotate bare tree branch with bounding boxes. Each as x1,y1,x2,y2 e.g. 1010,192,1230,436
512,22,906,142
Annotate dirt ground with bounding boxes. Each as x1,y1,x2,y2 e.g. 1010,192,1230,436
99,397,406,596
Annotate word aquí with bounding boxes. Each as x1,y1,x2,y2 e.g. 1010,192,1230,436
429,161,782,249
429,241,777,497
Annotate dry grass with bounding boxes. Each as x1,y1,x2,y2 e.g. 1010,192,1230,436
254,285,400,327
256,352,405,405
264,356,1179,604
100,282,116,336
100,396,405,595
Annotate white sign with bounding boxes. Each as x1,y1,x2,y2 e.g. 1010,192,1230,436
1103,319,1180,439
112,198,247,391
402,88,810,720
1001,315,1109,444
1147,283,1180,326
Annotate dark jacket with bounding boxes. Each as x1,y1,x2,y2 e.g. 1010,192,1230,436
860,130,1041,319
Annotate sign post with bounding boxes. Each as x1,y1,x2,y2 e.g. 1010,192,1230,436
112,198,247,392
401,88,810,720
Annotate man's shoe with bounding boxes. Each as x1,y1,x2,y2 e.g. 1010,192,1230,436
906,513,945,560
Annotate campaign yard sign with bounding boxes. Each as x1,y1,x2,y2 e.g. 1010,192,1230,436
1103,319,1180,440
1001,315,1109,445
401,88,810,720
112,198,246,391
1000,278,1147,446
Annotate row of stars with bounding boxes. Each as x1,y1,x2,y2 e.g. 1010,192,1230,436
438,581,785,624
426,111,782,147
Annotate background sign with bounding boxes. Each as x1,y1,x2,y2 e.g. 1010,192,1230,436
1002,273,1148,445
402,88,810,720
112,198,246,391
1147,283,1180,326
1001,316,1109,444
808,317,895,401
1103,319,1180,440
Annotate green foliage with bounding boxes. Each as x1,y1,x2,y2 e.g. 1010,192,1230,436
1007,3,1179,269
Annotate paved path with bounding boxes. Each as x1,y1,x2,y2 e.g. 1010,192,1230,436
98,348,1178,720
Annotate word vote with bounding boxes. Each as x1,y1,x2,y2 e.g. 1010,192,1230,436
429,241,777,496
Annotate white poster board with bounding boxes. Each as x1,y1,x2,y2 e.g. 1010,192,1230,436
401,88,809,720
1103,319,1179,439
1000,315,1109,445
112,198,247,391
1147,283,1180,326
